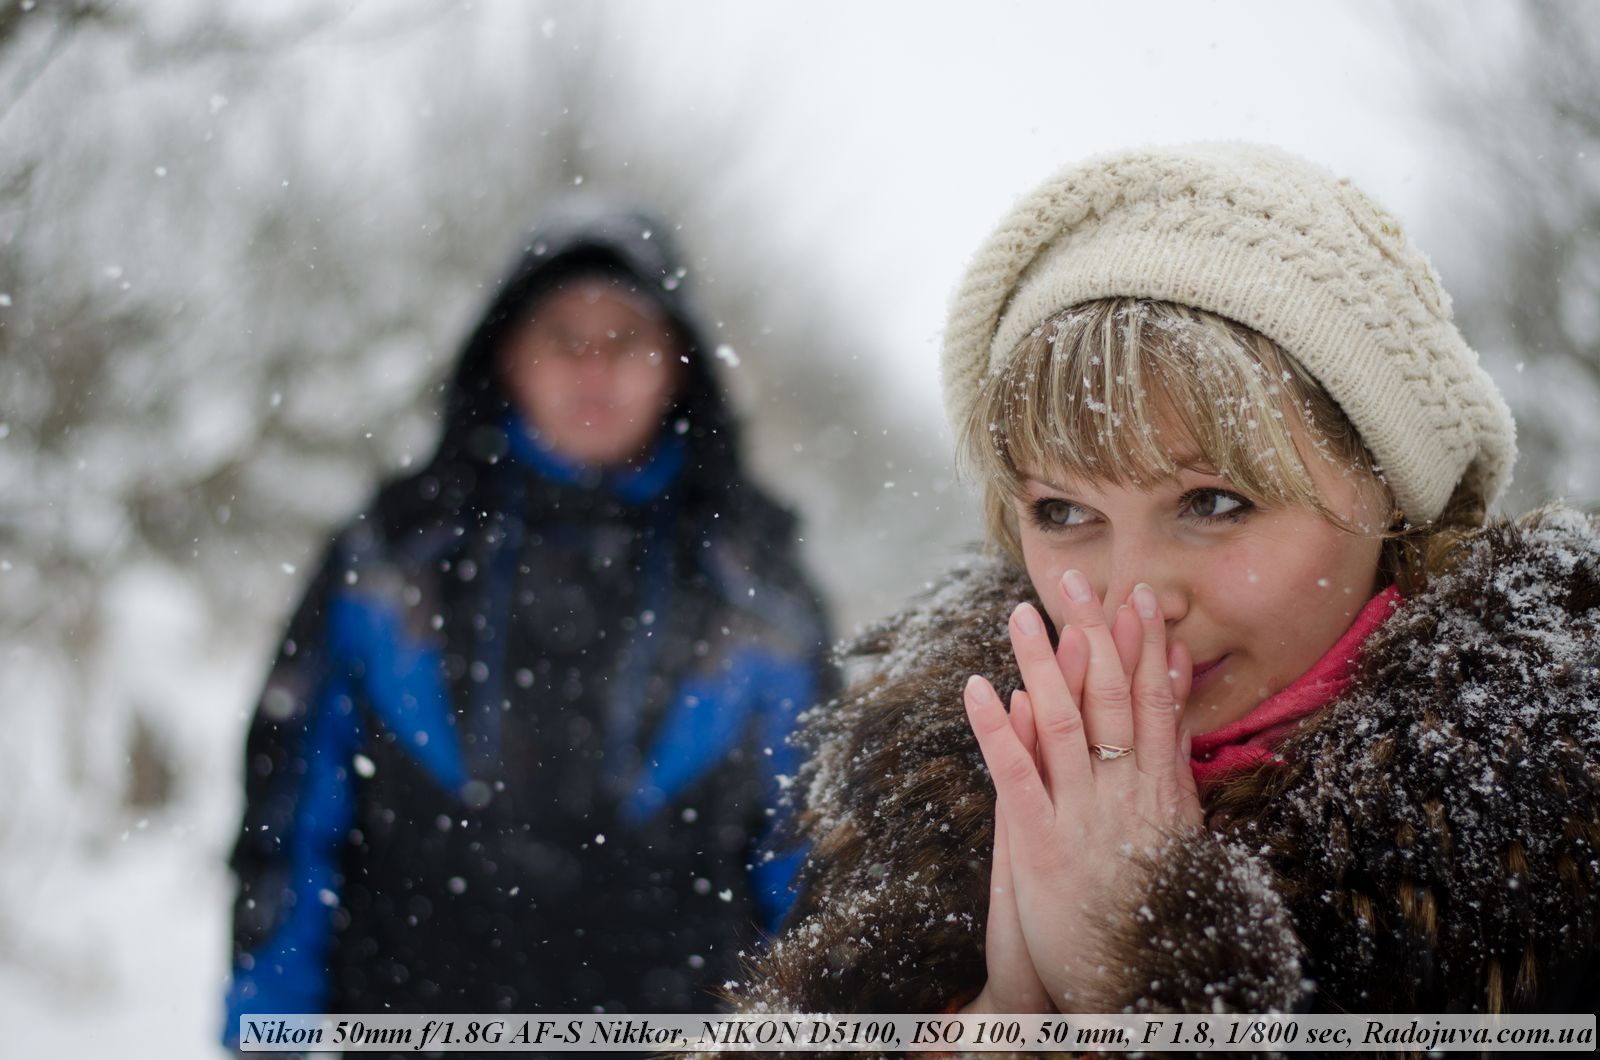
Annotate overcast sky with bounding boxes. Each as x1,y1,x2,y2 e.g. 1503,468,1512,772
569,1,1446,423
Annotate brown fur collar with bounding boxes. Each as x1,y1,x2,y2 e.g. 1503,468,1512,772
732,507,1600,1020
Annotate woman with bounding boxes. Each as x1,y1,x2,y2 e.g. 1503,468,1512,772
735,144,1599,1019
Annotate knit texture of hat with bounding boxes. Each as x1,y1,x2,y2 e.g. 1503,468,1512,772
942,142,1516,522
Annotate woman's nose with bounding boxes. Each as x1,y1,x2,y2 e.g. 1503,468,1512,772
1102,545,1188,624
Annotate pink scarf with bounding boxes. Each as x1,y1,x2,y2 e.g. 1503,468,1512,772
1188,585,1402,791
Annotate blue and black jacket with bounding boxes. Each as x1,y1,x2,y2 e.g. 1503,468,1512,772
224,204,834,1033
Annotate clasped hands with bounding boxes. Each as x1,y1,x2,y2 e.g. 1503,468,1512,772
960,569,1204,1014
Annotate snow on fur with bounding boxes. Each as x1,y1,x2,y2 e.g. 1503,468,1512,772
733,506,1600,1028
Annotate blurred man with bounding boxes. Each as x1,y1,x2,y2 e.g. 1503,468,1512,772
224,203,833,1036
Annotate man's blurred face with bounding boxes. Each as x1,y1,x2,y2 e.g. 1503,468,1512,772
499,275,683,466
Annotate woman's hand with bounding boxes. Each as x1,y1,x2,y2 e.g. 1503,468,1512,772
961,690,1054,1015
963,571,1202,1010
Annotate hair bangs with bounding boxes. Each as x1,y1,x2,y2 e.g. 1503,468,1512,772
960,299,1382,561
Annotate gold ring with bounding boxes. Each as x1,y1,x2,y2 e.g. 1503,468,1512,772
1090,743,1134,761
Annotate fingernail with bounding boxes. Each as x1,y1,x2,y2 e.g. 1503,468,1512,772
965,674,993,703
1133,583,1158,620
1062,569,1092,603
1012,602,1042,636
1180,726,1193,759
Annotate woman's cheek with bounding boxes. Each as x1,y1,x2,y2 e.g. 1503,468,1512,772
1020,546,1068,631
1204,545,1271,602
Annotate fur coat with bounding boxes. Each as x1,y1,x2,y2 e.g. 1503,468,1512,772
731,507,1600,1021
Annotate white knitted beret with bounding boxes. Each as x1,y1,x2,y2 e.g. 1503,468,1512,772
943,142,1516,522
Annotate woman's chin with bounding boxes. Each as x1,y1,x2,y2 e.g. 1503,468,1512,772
1182,698,1230,736
1181,687,1255,736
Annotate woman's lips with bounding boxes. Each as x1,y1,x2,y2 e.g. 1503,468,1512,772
1190,655,1228,694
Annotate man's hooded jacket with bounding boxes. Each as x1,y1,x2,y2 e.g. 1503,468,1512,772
225,204,833,1028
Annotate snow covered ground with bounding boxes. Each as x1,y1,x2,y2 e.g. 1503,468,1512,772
0,564,256,1058
0,817,235,1057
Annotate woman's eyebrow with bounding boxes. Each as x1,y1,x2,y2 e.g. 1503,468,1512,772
1025,459,1221,492
1023,475,1072,493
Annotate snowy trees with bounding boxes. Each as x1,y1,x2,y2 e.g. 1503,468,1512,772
0,0,967,984
1405,0,1600,511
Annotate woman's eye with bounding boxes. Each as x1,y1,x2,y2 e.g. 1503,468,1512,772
1184,489,1252,520
1035,499,1092,528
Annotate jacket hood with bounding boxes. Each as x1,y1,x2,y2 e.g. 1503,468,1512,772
430,197,742,483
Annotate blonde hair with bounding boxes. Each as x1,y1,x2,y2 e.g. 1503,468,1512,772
957,299,1484,594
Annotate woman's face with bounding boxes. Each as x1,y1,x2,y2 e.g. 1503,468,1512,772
1013,442,1388,735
